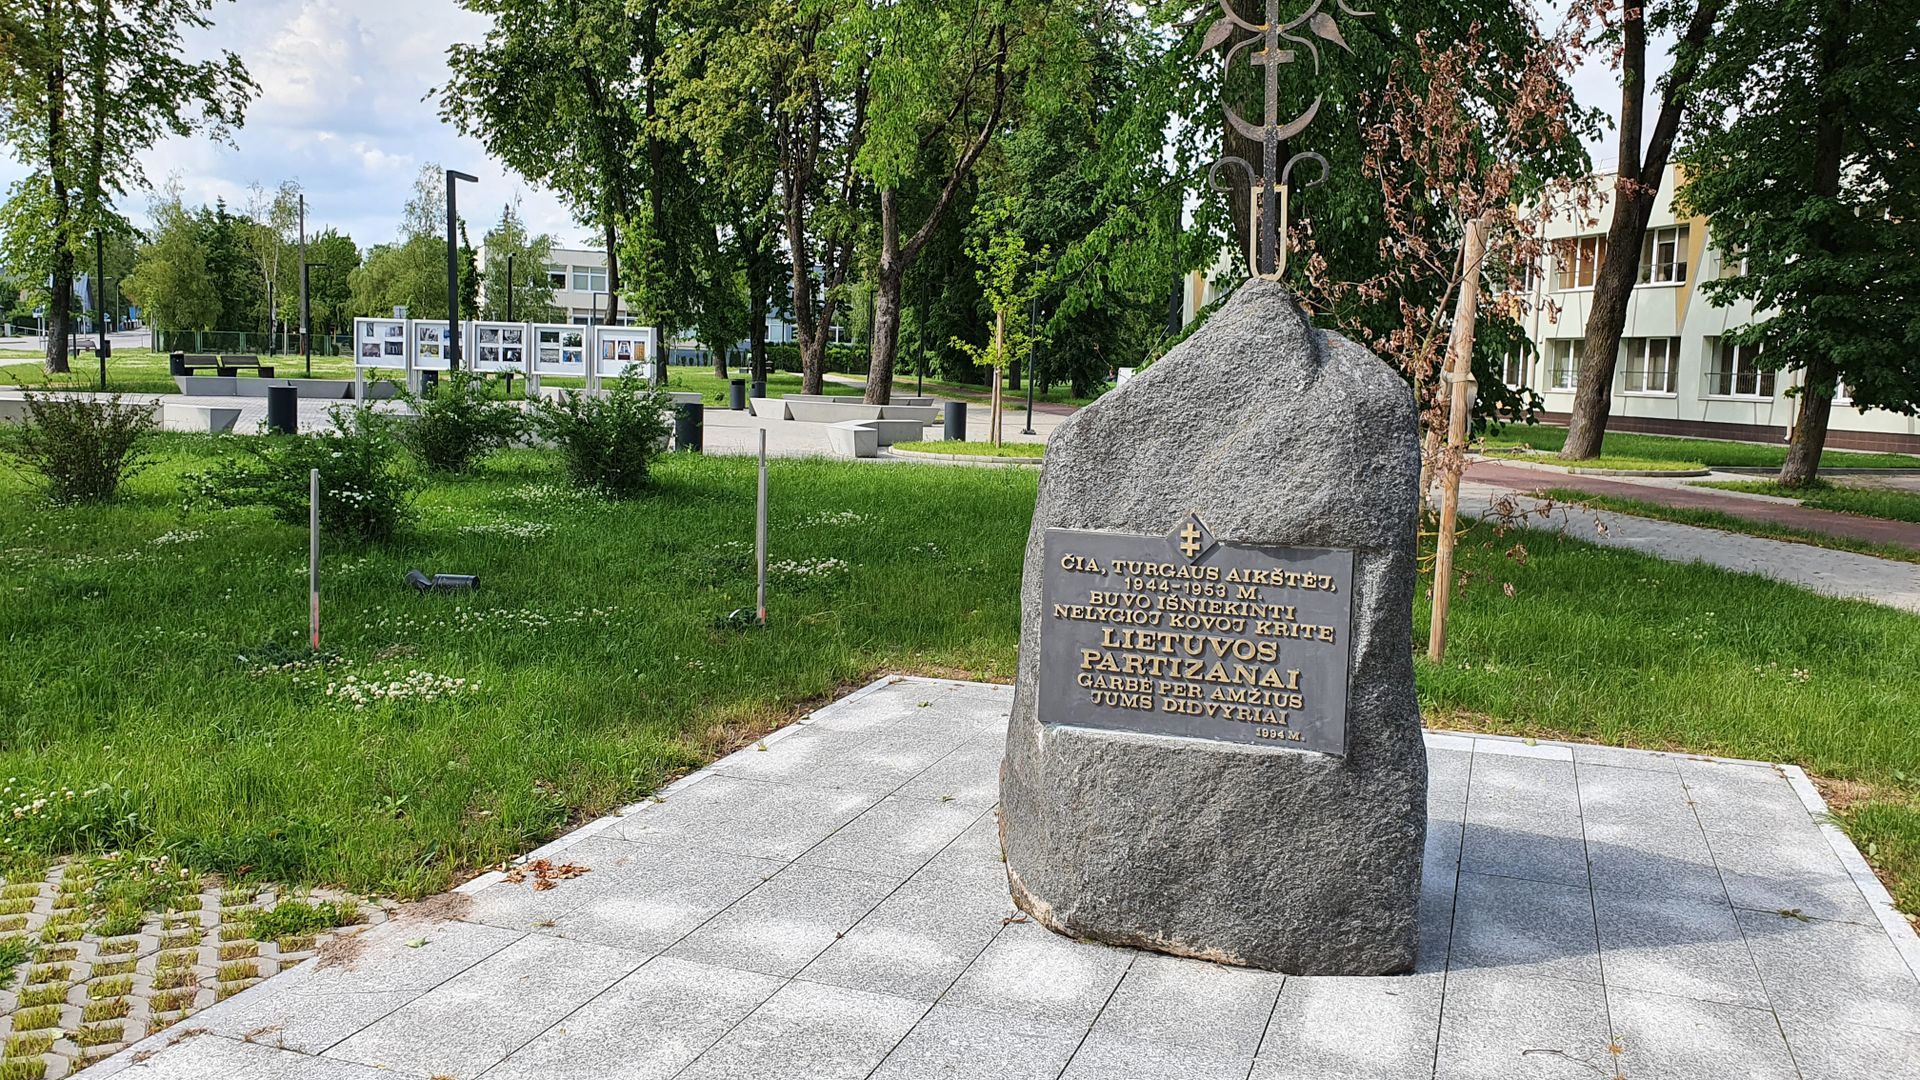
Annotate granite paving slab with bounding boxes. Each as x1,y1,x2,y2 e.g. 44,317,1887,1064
85,676,1920,1080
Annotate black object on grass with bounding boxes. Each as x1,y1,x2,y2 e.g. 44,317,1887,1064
406,570,480,592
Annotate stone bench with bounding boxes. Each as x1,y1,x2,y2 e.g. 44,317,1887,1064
788,392,938,408
161,403,243,434
826,417,930,458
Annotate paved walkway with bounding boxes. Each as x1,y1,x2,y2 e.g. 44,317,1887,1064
90,677,1920,1080
1460,470,1920,615
1471,461,1920,550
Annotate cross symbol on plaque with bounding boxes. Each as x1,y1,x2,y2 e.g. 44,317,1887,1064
1179,523,1204,559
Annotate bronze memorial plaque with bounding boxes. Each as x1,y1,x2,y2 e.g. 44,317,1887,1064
1040,513,1355,755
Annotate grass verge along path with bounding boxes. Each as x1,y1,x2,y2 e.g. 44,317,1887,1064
894,440,1046,458
1535,487,1920,564
1697,479,1920,525
1,350,356,395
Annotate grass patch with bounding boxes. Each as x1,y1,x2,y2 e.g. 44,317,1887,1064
859,372,1108,408
0,349,356,396
1,439,1034,896
245,899,359,941
1484,424,1918,470
893,440,1046,459
1696,479,1920,524
8,1005,59,1033
1538,453,1707,474
0,940,29,991
1535,488,1920,564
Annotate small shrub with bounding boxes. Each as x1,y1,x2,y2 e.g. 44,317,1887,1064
189,406,416,543
397,370,526,472
3,392,156,503
533,376,673,498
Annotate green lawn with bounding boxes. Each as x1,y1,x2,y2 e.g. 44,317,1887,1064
1485,423,1919,470
664,368,863,405
852,372,1109,408
1536,487,1920,564
1488,450,1708,474
1697,479,1920,524
0,349,356,394
894,440,1046,458
5,439,1918,915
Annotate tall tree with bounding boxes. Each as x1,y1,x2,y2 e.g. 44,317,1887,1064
302,229,360,337
1676,0,1920,486
1558,0,1725,460
122,180,220,331
0,0,252,372
441,2,646,329
479,199,556,321
242,180,301,342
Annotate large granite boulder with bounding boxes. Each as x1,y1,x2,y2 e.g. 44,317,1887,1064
999,278,1426,975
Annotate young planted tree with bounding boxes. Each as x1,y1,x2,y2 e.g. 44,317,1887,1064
1675,0,1920,487
0,0,252,373
951,197,1050,446
1557,0,1725,460
1301,15,1595,660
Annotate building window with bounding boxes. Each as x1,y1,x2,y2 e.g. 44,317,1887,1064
1623,337,1678,394
1554,236,1607,291
1708,339,1775,398
1548,339,1582,390
546,264,567,289
571,265,608,293
1639,226,1690,285
1500,351,1530,388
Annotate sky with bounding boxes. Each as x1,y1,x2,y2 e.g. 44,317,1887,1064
0,0,1671,250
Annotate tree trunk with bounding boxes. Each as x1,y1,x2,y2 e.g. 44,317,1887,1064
864,190,906,405
1561,0,1725,459
44,14,70,375
747,235,769,386
1778,0,1851,489
1780,361,1837,488
602,218,621,325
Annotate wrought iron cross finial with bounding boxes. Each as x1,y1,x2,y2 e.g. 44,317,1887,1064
1198,0,1369,280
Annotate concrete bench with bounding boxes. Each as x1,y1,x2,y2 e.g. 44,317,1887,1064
827,420,881,458
876,404,938,424
787,400,885,423
161,403,243,434
749,396,788,419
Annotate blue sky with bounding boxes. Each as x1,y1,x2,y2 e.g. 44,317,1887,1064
0,0,1660,250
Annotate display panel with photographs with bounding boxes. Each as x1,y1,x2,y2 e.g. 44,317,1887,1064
594,327,656,379
532,324,587,375
469,323,532,373
353,319,408,368
412,322,452,371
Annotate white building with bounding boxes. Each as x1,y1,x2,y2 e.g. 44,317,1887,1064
1180,167,1919,455
1510,165,1919,455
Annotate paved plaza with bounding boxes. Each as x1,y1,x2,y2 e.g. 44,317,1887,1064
88,677,1920,1079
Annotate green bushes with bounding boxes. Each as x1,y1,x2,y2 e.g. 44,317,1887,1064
397,371,525,473
3,392,156,503
189,406,416,543
533,376,673,498
764,342,867,375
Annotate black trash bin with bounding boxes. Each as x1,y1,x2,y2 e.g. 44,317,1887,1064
674,402,704,453
750,378,767,401
729,378,747,411
943,400,967,442
418,370,439,395
266,385,298,435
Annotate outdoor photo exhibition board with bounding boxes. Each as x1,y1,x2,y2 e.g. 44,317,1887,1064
354,318,408,369
532,324,587,376
471,322,530,373
412,322,453,371
594,326,657,380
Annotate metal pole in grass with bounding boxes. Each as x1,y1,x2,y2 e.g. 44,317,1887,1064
756,429,769,625
309,468,321,650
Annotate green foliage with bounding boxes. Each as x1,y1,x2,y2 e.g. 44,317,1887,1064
1676,0,1920,419
0,938,31,991
123,181,221,332
2,392,157,504
949,197,1050,373
190,408,416,543
350,235,454,322
480,199,557,321
397,371,527,473
533,377,673,498
764,343,867,375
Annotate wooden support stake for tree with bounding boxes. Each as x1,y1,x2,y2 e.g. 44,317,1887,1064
1428,216,1489,664
990,309,1006,447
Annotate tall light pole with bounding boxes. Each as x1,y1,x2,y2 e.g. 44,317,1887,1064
445,169,479,369
298,193,310,376
1021,295,1038,436
94,227,107,390
506,252,515,323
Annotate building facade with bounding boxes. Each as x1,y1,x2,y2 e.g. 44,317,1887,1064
1180,167,1918,454
1513,166,1918,454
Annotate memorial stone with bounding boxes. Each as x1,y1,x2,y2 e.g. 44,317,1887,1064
999,278,1427,975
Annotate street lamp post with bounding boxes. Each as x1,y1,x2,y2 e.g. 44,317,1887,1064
506,252,515,323
298,194,310,377
445,169,479,370
1021,295,1038,436
94,227,107,390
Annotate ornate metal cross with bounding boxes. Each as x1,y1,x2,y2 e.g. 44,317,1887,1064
1199,0,1369,280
